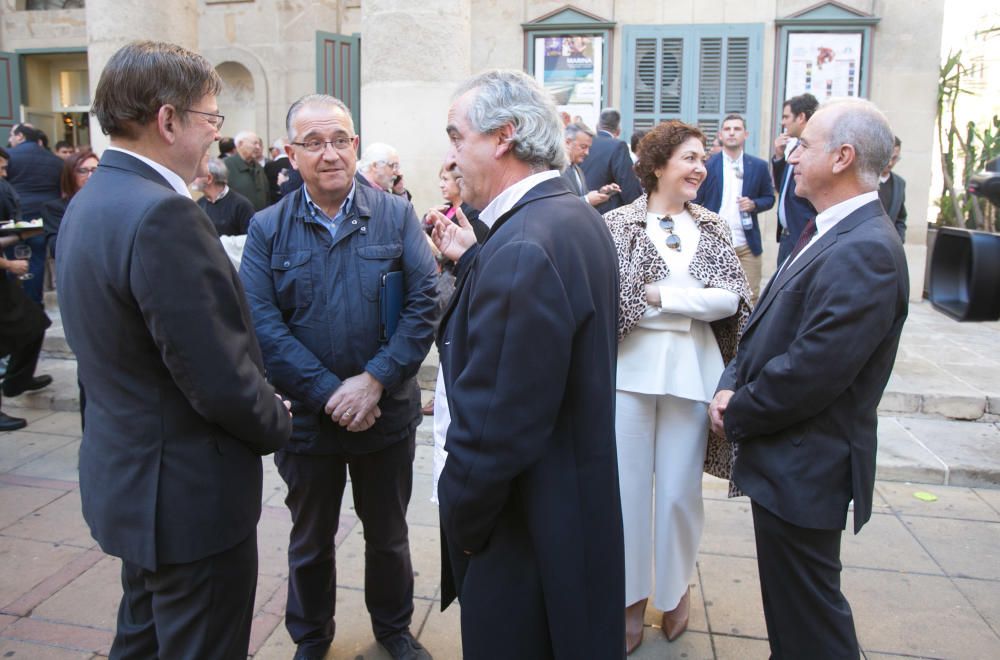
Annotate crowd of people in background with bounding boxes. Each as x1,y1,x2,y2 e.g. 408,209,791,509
0,38,915,660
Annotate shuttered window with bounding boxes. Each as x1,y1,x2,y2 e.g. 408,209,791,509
622,24,763,156
316,31,361,134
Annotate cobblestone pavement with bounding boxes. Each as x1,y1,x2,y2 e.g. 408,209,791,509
1,411,999,659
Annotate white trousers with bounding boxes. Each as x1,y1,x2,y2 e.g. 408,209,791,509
615,390,709,611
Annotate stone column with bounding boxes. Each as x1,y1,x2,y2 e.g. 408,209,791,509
360,0,471,210
84,0,199,153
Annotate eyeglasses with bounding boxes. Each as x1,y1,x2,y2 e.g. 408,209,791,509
659,215,682,251
378,160,401,172
731,162,743,180
292,137,355,153
184,109,225,130
76,166,97,176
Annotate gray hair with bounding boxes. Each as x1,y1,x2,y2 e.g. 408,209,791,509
233,130,258,147
358,142,398,172
285,94,354,141
820,98,894,189
205,157,228,184
597,108,621,132
564,122,594,141
453,69,567,171
271,137,287,150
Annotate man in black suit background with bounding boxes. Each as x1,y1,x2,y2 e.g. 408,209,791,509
430,69,624,658
5,124,63,302
57,41,292,660
580,107,643,213
710,98,909,659
879,135,907,242
772,93,819,266
560,121,619,207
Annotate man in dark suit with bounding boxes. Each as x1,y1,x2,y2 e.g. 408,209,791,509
580,107,643,213
6,124,63,302
879,135,907,242
772,93,819,266
56,41,292,660
264,137,291,204
430,70,624,658
561,121,620,208
694,113,775,301
710,99,909,659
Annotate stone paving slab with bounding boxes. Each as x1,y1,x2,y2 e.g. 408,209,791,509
4,412,1000,659
894,417,1000,487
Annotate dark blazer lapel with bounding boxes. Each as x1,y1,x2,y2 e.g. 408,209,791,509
98,149,176,192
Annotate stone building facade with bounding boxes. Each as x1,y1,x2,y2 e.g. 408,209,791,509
0,0,943,266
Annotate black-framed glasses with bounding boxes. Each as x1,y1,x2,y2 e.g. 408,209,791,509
75,166,97,176
731,161,744,180
184,108,225,130
292,137,355,153
659,215,682,251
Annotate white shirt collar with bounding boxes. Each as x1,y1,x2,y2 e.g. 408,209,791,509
814,190,880,237
479,170,561,229
879,172,890,184
723,150,744,166
105,146,192,198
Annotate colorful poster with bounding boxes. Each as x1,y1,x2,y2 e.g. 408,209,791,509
785,32,862,100
533,35,603,129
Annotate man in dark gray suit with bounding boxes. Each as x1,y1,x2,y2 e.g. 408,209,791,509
878,135,907,242
710,99,908,659
561,121,618,207
57,41,292,660
431,70,624,659
580,107,643,213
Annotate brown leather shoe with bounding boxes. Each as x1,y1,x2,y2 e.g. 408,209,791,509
421,397,435,416
661,587,690,641
625,597,647,655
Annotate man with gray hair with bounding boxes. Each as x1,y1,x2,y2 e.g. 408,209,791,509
429,69,624,657
710,98,909,659
224,129,269,210
358,142,411,199
240,93,438,660
580,107,643,213
561,121,620,207
194,156,255,236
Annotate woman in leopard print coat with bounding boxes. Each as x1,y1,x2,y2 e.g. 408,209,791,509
605,121,752,653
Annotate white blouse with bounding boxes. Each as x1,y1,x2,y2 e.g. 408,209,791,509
616,209,740,402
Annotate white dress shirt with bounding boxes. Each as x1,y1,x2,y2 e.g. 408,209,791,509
719,151,747,248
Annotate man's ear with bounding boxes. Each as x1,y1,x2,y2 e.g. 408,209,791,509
494,123,516,158
158,105,179,145
831,143,856,175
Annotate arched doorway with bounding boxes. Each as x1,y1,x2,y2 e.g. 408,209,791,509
215,61,255,142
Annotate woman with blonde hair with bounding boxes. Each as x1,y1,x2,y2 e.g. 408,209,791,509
604,120,751,653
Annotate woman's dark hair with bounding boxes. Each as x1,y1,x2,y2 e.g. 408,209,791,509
91,41,222,139
634,120,705,193
60,149,97,199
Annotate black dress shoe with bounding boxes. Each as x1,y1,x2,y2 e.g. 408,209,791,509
0,412,28,432
379,631,432,660
292,643,330,660
2,374,53,398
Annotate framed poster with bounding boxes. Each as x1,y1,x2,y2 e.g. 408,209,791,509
533,35,603,129
785,32,862,100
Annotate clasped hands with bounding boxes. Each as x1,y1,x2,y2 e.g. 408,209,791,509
324,372,384,432
709,389,733,436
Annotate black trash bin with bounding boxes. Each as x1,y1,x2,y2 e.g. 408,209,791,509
928,227,1000,321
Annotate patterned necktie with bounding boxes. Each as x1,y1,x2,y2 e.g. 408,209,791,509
785,218,817,265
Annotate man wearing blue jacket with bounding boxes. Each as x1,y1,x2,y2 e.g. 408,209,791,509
695,114,775,301
240,94,438,660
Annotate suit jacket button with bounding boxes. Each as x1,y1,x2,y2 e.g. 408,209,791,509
283,260,290,267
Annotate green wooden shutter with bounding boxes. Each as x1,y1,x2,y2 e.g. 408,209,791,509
0,51,21,146
623,24,763,156
316,32,360,134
